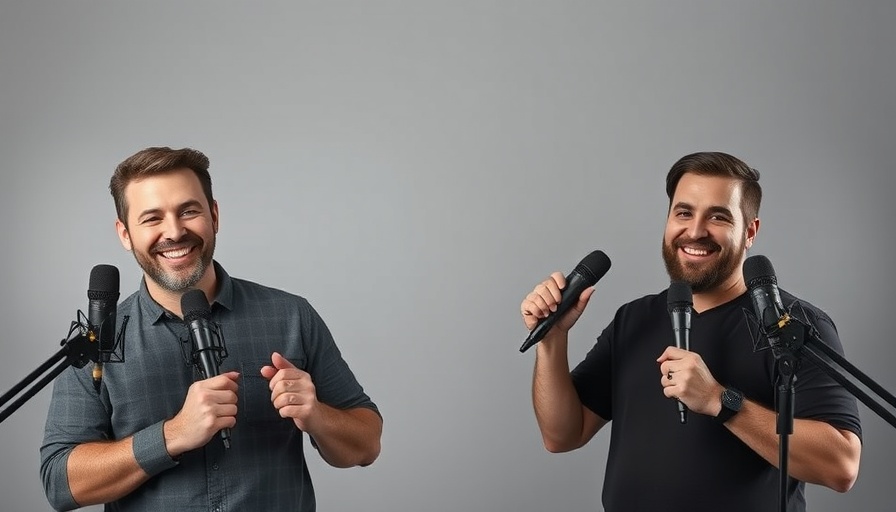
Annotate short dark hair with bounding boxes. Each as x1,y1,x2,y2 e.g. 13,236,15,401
665,151,762,223
110,147,213,224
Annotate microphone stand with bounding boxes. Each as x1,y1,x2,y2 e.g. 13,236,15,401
0,314,126,424
764,304,896,512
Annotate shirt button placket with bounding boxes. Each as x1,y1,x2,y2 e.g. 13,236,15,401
207,446,225,512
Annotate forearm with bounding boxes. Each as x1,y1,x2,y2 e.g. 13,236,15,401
67,437,150,506
305,406,382,468
724,399,861,491
532,333,604,452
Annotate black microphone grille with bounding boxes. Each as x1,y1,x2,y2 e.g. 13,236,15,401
667,281,693,312
743,255,777,289
181,289,212,323
573,250,612,284
88,264,120,300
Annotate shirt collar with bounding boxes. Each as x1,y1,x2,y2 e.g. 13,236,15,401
137,260,235,324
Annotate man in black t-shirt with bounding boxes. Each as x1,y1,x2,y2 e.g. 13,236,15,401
521,152,861,512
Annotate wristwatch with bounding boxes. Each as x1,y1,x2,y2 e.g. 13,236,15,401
714,387,744,423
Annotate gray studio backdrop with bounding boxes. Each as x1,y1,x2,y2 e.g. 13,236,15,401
1,2,893,511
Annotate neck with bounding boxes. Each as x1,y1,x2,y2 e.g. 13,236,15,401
692,273,747,313
145,267,218,318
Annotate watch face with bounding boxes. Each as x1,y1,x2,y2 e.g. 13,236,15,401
715,388,743,423
722,389,743,410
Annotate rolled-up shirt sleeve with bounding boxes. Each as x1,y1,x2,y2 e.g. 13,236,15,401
40,364,178,511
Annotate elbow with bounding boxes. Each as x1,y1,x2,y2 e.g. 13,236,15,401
356,437,381,468
543,442,572,454
45,494,78,512
541,435,579,454
323,425,382,469
539,423,596,453
535,408,604,455
827,459,860,493
40,450,79,511
828,472,857,494
823,438,862,493
321,447,380,469
41,480,72,512
327,441,380,469
796,427,861,493
355,415,383,467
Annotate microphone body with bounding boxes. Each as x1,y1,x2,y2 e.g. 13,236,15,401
87,265,120,391
743,255,790,354
181,289,231,448
520,250,612,353
667,281,692,424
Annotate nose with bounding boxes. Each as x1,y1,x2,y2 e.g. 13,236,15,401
685,217,709,240
160,214,187,240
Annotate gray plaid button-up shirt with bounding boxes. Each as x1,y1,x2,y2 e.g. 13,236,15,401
41,262,379,511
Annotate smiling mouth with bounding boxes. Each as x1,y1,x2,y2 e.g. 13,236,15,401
155,246,195,260
681,246,713,257
159,247,192,259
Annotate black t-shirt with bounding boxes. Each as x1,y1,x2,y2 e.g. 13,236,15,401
571,290,861,512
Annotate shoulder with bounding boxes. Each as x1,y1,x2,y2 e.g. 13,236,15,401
779,288,837,330
229,276,312,308
603,292,668,332
615,291,667,317
226,276,326,329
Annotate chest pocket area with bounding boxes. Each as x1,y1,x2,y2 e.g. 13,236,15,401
240,357,306,425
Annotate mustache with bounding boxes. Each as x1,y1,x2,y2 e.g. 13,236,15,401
151,232,204,254
673,237,721,252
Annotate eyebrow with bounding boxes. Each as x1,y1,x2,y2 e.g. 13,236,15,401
136,199,205,220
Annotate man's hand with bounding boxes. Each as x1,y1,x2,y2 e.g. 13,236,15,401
657,346,724,417
164,372,240,457
261,352,319,431
521,272,595,334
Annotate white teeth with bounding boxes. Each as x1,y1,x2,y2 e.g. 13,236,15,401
683,247,709,256
161,248,191,259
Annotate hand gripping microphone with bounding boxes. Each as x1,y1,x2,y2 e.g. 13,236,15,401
180,289,231,449
667,281,692,424
519,250,612,353
87,264,120,392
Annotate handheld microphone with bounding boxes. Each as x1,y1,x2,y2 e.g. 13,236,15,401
519,250,612,353
667,281,692,424
180,288,231,449
87,265,120,392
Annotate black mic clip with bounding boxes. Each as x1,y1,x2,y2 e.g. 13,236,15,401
59,314,96,370
83,309,129,366
58,311,128,369
179,321,228,378
742,300,819,368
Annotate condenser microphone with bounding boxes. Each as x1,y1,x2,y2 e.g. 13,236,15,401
181,288,231,448
743,255,790,354
667,281,692,424
519,250,612,353
87,264,120,392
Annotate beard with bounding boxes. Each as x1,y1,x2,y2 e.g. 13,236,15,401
132,231,215,292
661,234,744,293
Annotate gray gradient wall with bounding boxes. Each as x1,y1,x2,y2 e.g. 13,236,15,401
1,2,893,511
